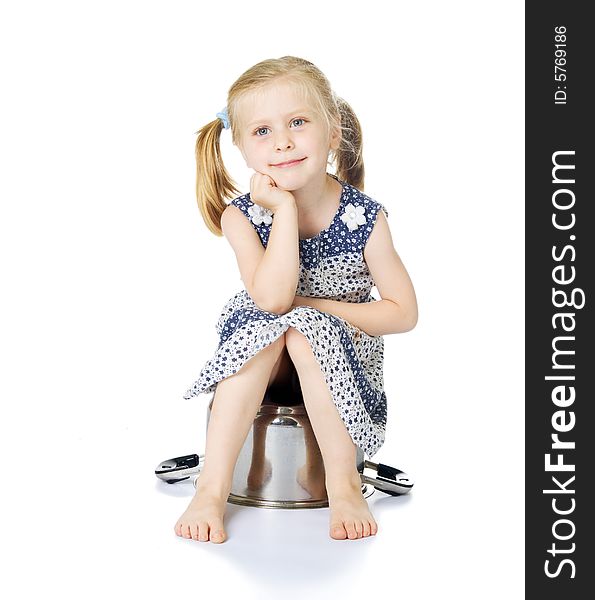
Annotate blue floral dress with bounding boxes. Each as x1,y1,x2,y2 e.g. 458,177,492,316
183,175,390,458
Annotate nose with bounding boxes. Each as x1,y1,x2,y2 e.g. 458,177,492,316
273,130,294,152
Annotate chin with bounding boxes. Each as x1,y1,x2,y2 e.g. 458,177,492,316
267,170,317,191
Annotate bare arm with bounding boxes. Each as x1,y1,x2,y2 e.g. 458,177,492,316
220,172,300,315
290,296,409,337
251,200,299,314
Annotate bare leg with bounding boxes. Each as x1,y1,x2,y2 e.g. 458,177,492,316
296,405,327,500
247,348,295,489
285,327,378,540
174,334,286,543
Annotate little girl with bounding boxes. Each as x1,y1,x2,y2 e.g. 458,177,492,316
175,56,418,543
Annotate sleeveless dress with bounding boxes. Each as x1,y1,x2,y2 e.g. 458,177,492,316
183,175,390,458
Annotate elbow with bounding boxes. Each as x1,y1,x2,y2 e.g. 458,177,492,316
247,286,284,315
261,302,291,315
252,294,292,315
269,296,295,315
405,306,419,331
391,303,418,333
403,310,418,332
249,277,295,315
251,297,279,314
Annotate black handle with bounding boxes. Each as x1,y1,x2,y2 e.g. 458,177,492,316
362,460,414,496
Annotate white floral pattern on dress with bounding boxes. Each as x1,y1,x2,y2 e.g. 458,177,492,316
247,204,273,226
340,203,367,231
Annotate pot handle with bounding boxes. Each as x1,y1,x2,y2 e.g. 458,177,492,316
360,460,414,496
155,454,204,484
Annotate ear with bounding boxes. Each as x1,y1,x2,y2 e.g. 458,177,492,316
329,120,342,151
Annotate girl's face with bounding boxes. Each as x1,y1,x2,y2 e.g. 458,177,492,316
235,80,341,191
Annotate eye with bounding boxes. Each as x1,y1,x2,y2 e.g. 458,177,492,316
291,118,306,127
255,127,270,136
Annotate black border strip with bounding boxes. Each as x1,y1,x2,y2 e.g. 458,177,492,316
526,3,594,596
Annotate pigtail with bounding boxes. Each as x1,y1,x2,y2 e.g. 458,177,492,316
194,119,240,236
333,96,365,191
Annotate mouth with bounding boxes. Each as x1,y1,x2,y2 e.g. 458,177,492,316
271,157,307,168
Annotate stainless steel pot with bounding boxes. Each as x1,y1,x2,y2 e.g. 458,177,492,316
156,381,414,508
215,389,367,508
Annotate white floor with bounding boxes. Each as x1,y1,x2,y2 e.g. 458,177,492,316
5,366,524,599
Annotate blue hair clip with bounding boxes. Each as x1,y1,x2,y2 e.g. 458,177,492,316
216,107,230,130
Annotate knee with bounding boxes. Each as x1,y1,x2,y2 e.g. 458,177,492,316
285,327,315,368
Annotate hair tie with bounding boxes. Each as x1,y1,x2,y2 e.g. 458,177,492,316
216,107,230,130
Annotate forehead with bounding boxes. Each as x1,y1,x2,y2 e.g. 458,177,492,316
236,80,314,126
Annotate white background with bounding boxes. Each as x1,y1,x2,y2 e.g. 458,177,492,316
0,1,524,598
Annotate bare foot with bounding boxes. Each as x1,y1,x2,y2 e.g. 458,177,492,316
174,486,228,543
326,474,378,540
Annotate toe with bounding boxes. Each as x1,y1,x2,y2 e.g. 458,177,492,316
354,521,364,538
362,521,371,537
174,519,187,537
198,522,209,542
330,522,347,540
345,521,358,540
208,516,226,543
211,529,226,543
191,523,201,541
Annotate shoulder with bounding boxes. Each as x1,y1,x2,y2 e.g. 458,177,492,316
221,193,252,234
341,183,389,243
222,191,257,220
222,192,272,247
226,192,273,224
343,183,388,219
224,192,250,217
364,208,392,260
337,183,393,261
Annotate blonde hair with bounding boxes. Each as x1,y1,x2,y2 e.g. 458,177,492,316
195,56,365,236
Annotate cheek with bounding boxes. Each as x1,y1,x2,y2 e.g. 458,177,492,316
243,147,268,170
239,143,257,167
255,145,272,164
310,133,329,153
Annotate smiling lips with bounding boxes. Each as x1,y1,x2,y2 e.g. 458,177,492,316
271,157,306,168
